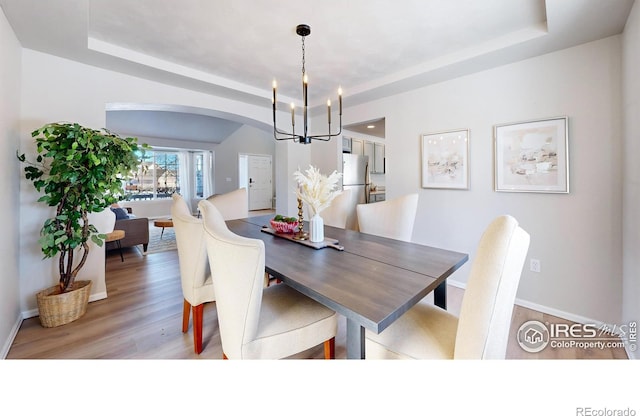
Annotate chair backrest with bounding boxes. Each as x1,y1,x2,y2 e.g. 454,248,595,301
171,194,211,305
90,207,116,235
321,189,352,229
356,193,419,241
454,215,530,359
206,187,248,220
198,199,265,358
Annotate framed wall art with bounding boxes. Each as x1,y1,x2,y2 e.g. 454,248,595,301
494,116,569,193
421,129,469,190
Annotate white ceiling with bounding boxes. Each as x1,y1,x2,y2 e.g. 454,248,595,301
345,118,386,139
1,0,635,143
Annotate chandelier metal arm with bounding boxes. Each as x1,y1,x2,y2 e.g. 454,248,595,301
271,24,342,145
273,109,342,143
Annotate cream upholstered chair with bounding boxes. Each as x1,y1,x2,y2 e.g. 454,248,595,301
206,186,262,281
92,207,116,235
207,187,273,287
365,215,530,359
198,199,338,359
206,187,248,220
356,193,419,241
91,207,116,245
321,188,352,229
171,193,215,355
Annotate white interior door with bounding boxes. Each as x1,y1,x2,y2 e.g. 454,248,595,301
247,154,272,211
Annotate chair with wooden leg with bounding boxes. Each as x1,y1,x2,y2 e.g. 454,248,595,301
365,215,530,359
207,187,272,287
171,193,215,355
321,188,352,229
356,193,419,242
199,199,337,359
206,187,248,220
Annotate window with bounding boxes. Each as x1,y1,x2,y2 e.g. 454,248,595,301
124,150,180,200
194,152,204,198
123,149,211,201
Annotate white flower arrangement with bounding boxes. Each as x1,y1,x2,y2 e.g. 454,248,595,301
293,165,342,218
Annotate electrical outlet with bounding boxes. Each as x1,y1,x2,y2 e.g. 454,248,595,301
530,258,541,273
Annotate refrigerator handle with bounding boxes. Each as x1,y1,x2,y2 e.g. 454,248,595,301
365,162,370,203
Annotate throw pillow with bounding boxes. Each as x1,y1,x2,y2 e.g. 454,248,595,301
110,207,129,220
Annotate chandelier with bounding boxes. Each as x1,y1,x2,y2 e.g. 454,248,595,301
272,24,342,144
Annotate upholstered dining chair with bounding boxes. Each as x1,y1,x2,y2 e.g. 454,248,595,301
321,188,352,229
198,199,338,359
171,193,215,355
206,187,273,287
365,215,530,359
206,187,248,221
356,193,419,241
91,206,116,237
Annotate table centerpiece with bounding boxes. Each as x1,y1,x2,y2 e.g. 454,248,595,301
293,165,342,242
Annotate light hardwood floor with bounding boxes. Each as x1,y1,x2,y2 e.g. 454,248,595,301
7,244,628,359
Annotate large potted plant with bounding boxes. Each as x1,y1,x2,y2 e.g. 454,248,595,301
18,122,145,327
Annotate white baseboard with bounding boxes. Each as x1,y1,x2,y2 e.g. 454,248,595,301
20,291,107,321
446,279,466,290
448,280,637,359
513,297,603,327
22,308,38,320
1,314,24,359
447,280,629,336
3,291,109,358
89,291,107,303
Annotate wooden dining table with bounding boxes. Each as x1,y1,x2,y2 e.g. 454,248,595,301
226,215,469,359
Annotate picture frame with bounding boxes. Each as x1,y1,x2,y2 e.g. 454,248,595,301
421,129,469,190
494,116,569,193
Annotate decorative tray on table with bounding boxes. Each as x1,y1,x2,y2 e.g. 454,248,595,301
261,226,344,251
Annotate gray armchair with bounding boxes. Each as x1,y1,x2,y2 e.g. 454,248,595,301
106,207,150,253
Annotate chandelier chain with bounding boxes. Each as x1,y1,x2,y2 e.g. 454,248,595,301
272,24,341,144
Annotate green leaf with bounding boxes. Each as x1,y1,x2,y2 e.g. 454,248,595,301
18,122,145,279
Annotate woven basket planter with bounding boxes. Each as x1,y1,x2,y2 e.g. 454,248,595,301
36,280,92,328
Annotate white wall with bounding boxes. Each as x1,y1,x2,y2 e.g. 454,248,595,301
622,0,640,359
5,11,636,356
275,138,311,217
343,36,624,326
0,7,22,358
17,49,275,315
213,124,275,195
119,199,173,220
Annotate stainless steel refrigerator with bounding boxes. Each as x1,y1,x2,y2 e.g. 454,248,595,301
342,153,370,230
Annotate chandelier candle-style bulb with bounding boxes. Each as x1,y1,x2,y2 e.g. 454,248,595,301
272,80,277,122
272,24,343,144
303,74,308,108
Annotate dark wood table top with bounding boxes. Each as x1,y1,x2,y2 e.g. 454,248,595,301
228,215,469,334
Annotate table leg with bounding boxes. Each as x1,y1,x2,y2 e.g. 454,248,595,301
434,281,447,310
116,240,124,262
160,227,165,239
346,319,365,359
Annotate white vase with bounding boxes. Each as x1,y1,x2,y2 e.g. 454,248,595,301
309,214,324,243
